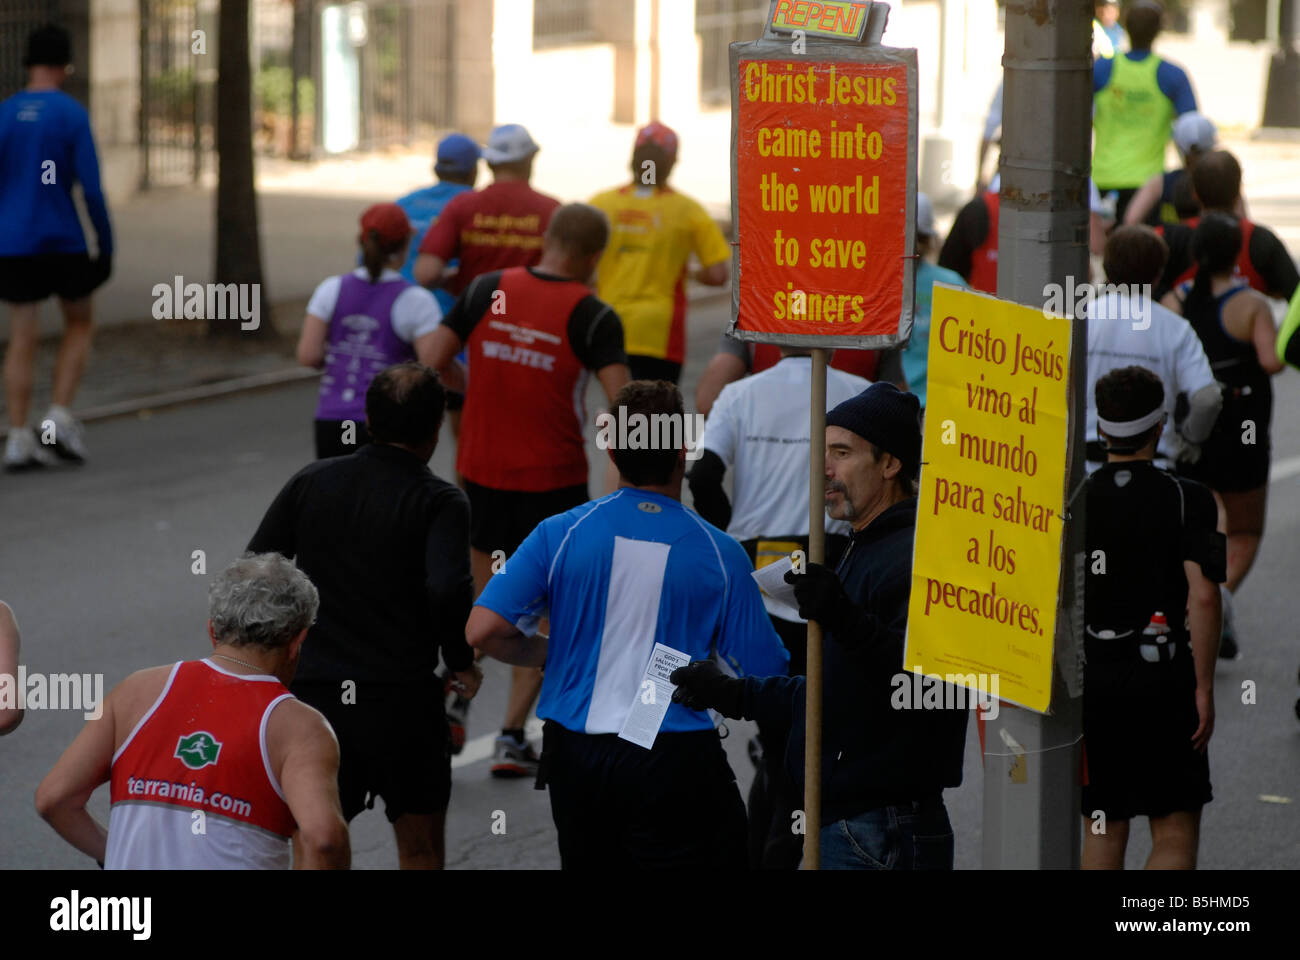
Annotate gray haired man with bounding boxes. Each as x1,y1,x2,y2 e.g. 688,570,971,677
36,553,350,869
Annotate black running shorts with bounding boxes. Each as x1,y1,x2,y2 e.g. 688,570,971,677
0,253,106,304
541,722,748,869
464,480,589,556
626,354,683,385
292,681,451,823
1178,388,1273,492
1082,647,1212,821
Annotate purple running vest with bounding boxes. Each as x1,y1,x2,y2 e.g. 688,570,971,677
315,274,415,421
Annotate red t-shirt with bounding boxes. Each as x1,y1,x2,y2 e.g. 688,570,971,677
751,343,880,380
968,191,1000,295
445,267,625,492
419,181,561,297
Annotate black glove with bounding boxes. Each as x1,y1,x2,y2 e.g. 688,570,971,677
670,660,744,719
784,562,859,639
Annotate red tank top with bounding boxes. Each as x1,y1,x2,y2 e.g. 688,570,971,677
751,343,879,379
1169,216,1265,293
458,267,593,491
110,659,297,838
967,191,1000,294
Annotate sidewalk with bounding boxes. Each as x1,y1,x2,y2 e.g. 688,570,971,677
0,287,728,437
0,125,735,430
0,312,311,438
2,128,1296,428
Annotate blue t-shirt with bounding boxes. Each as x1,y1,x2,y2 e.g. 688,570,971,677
1093,49,1197,116
394,181,472,313
903,261,966,408
0,89,112,258
475,488,790,736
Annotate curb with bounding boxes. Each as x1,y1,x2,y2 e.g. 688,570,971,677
2,287,732,442
1250,127,1300,142
0,367,320,442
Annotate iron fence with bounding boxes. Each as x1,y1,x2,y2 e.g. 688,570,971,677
134,0,456,183
533,0,596,49
354,0,456,151
138,0,215,188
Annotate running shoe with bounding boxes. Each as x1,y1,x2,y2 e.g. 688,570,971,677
3,427,59,472
42,406,88,462
490,734,539,779
446,692,470,756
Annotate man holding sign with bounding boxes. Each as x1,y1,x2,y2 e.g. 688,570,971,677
466,381,788,869
688,345,869,869
674,383,968,869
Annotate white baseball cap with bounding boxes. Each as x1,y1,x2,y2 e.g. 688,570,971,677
1172,112,1216,155
917,193,935,238
482,124,540,165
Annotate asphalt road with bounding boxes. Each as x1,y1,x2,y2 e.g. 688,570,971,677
2,294,1299,869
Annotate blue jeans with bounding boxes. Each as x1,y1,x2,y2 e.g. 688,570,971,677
819,799,955,870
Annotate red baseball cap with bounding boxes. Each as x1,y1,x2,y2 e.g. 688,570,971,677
635,121,679,160
359,203,411,248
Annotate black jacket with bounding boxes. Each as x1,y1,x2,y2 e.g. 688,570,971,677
739,497,968,824
248,443,474,687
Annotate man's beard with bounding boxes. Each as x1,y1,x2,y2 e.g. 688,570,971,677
826,481,856,520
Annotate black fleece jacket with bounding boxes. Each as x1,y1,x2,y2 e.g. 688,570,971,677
738,497,968,824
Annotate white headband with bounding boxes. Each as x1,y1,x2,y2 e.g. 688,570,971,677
1098,405,1165,437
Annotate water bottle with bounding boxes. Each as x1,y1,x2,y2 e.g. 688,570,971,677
1138,611,1173,663
1100,189,1120,222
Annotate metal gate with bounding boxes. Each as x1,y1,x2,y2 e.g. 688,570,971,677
260,0,456,157
353,0,456,151
136,0,455,185
138,0,215,188
533,0,595,48
696,0,770,106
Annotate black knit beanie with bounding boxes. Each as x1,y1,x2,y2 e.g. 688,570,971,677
825,382,921,472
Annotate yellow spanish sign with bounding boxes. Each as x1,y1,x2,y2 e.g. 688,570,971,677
769,0,871,41
904,285,1073,713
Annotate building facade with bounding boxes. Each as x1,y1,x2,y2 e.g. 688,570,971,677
2,0,1287,207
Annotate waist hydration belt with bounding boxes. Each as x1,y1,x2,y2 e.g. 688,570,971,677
1085,621,1189,664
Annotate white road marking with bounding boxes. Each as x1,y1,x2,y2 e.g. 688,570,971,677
1269,454,1300,484
451,717,545,769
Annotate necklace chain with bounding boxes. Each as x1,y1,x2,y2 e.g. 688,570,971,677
212,652,265,672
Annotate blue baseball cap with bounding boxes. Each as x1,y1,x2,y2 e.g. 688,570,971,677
435,133,481,178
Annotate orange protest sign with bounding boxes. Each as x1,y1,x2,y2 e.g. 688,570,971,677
730,51,916,347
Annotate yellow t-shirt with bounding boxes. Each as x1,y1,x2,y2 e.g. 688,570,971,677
590,184,731,364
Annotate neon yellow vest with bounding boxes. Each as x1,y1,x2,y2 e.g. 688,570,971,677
1092,53,1174,189
1278,286,1300,368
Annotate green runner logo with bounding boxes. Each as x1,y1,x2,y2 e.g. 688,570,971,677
174,731,222,770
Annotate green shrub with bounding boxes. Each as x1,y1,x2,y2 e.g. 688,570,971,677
255,66,314,117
